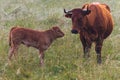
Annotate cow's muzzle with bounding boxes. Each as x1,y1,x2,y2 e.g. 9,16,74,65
71,30,78,34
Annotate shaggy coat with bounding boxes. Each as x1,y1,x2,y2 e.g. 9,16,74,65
64,2,114,63
8,26,64,65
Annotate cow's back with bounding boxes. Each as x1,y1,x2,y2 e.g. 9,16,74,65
83,3,114,39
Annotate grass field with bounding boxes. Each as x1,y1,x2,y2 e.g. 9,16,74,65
0,0,120,80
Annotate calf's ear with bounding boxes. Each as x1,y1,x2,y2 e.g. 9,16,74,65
52,27,59,31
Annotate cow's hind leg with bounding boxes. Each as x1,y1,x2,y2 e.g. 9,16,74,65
95,38,103,64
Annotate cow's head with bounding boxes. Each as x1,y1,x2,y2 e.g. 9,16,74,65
64,7,91,34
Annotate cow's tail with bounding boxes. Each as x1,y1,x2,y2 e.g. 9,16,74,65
9,27,18,46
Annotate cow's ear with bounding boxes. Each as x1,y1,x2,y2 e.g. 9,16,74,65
64,9,72,18
65,14,72,18
82,10,91,16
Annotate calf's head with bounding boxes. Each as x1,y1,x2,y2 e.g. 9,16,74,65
64,7,91,34
52,26,64,38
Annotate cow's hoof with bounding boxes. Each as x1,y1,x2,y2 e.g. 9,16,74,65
97,59,102,64
83,54,90,59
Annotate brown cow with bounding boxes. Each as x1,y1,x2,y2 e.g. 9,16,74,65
64,2,114,64
8,26,64,65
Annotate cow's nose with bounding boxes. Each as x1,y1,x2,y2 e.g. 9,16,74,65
71,30,78,34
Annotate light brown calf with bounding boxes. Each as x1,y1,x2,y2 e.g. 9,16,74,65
8,26,64,65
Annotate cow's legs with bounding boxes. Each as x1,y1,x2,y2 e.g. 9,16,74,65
84,46,91,58
39,50,44,66
80,35,92,58
95,38,103,64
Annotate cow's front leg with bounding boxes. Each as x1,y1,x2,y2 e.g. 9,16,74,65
95,38,103,64
84,40,92,58
39,50,44,66
80,35,92,58
84,46,91,58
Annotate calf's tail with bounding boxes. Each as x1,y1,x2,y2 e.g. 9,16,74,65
9,27,18,46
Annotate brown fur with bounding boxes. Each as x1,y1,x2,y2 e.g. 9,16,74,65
8,26,64,65
64,2,114,64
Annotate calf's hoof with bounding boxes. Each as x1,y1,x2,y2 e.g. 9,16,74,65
40,62,44,67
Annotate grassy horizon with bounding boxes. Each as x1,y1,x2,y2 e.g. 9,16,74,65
0,0,120,80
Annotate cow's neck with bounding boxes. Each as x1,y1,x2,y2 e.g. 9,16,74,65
79,16,96,34
79,16,88,30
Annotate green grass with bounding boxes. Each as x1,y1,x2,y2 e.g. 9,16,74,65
0,0,120,80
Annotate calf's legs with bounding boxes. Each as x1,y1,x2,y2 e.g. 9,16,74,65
39,50,44,66
8,45,19,60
